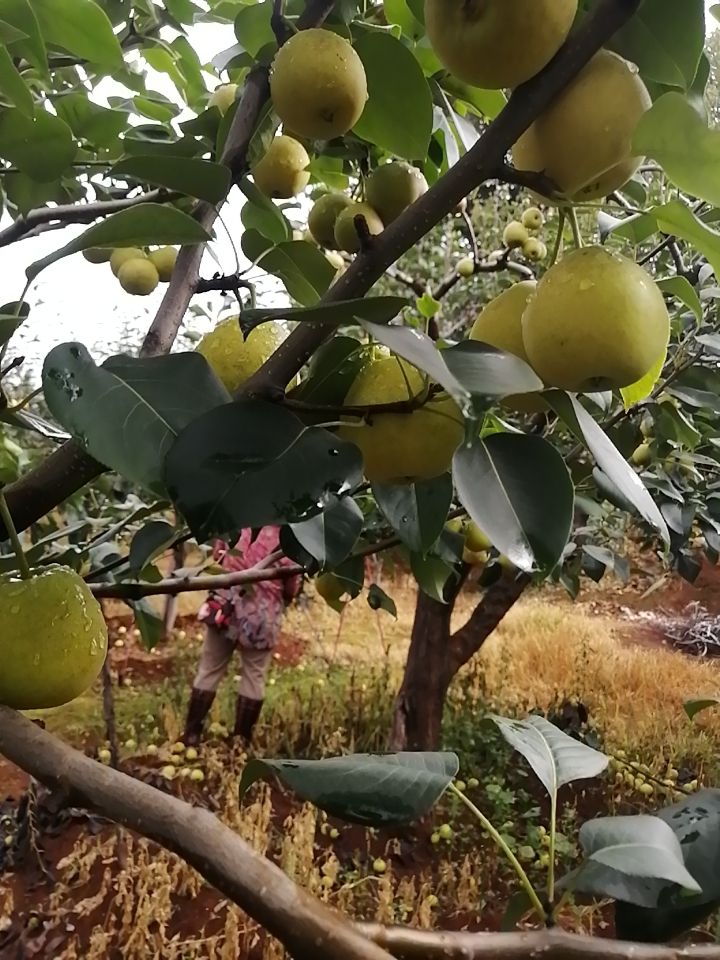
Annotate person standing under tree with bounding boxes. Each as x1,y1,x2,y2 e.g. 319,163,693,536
183,526,302,746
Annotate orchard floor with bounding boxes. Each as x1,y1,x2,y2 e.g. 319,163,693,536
3,560,720,958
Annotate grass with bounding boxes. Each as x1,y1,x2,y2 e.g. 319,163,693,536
5,579,720,957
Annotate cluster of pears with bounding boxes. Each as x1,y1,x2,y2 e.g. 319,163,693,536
248,28,369,201
196,316,289,394
0,564,108,710
307,161,428,255
471,246,670,397
425,1,651,201
82,245,179,296
502,207,548,262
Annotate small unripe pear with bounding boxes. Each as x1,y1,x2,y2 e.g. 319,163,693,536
83,247,112,264
208,83,238,115
522,207,545,231
252,135,311,199
523,237,547,262
110,247,147,276
630,442,652,467
503,221,529,249
334,202,384,254
148,246,178,282
117,258,159,296
457,257,475,278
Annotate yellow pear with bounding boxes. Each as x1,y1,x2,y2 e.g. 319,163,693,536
82,247,112,264
197,318,287,393
110,247,147,276
338,357,464,484
251,136,311,199
148,246,178,282
469,281,545,413
308,192,352,248
208,83,238,115
117,258,159,296
365,162,428,224
334,202,384,254
270,29,367,140
521,247,670,392
512,50,651,202
424,0,577,89
0,566,107,710
465,521,492,552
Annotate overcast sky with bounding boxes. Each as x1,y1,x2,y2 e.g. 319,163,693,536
2,6,718,386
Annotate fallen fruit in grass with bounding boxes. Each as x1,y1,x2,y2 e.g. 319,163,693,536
438,823,453,840
373,858,387,874
467,777,480,789
0,566,107,710
329,828,339,840
185,747,199,762
98,748,112,764
430,832,441,845
171,741,186,754
124,739,137,751
161,765,176,780
146,744,159,756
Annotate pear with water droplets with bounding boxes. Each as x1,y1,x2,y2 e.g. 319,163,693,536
0,565,108,709
521,247,670,392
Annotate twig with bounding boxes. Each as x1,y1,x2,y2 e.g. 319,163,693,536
0,706,393,960
358,926,720,960
195,273,256,295
0,189,177,248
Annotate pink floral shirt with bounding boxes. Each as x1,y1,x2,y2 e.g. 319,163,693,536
198,527,301,650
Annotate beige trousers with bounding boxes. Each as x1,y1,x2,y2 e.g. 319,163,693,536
193,626,273,700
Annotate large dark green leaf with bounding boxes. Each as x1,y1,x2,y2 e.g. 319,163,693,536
27,204,212,280
239,177,291,244
0,46,32,115
241,297,409,334
453,434,574,575
111,157,231,204
0,313,23,348
353,31,433,160
55,94,127,148
241,230,335,306
42,345,231,493
373,473,452,556
163,400,364,540
410,551,455,603
614,790,720,941
129,520,177,574
31,0,122,68
290,495,363,570
0,107,74,182
634,94,720,208
239,752,459,826
0,0,46,73
492,716,607,800
128,598,164,650
548,392,669,545
569,815,701,907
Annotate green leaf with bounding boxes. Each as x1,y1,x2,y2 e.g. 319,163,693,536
239,752,459,826
0,313,23,347
605,0,704,89
442,342,544,398
367,583,397,618
239,177,291,244
353,31,433,160
620,348,667,410
111,157,231,204
634,94,720,207
129,520,176,574
548,392,669,545
233,0,274,58
654,200,720,282
55,94,127,148
241,230,335,306
410,551,455,602
373,473,452,556
31,0,122,68
290,495,363,571
657,276,703,323
26,204,212,281
453,434,574,575
0,0,46,73
128,598,164,650
42,346,231,493
0,107,74,182
242,297,409,334
290,336,365,407
0,45,32,115
684,698,720,720
573,815,701,904
163,400,364,540
492,715,608,800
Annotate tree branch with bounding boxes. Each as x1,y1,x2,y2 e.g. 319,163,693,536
358,925,720,960
240,0,643,399
0,707,393,960
450,572,531,673
0,190,179,248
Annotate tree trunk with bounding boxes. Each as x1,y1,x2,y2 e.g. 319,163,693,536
389,588,455,751
390,572,531,752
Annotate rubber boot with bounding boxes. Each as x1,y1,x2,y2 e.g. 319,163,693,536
233,695,263,744
183,688,216,747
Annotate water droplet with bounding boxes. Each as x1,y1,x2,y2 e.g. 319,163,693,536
579,279,594,292
9,604,20,614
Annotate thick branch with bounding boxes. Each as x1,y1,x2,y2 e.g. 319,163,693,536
450,572,531,673
241,0,642,398
0,189,177,248
0,707,392,960
359,925,720,960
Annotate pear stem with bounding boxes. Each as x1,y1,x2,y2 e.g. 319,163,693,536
549,209,565,267
0,487,31,580
567,206,583,249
